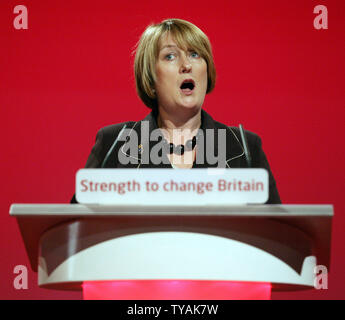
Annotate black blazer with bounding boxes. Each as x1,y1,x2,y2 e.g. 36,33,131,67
71,110,281,204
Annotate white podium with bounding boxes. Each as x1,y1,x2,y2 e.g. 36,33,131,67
10,204,333,299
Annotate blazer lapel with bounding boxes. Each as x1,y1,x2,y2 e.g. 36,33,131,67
121,111,172,168
194,110,245,168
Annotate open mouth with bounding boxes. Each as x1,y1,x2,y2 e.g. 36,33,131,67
180,79,195,94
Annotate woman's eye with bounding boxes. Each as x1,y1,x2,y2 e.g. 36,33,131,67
165,53,175,60
190,51,199,58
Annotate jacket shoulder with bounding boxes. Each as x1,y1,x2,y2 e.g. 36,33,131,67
84,121,136,168
98,121,137,138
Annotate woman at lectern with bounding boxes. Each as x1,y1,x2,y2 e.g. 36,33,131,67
71,18,281,204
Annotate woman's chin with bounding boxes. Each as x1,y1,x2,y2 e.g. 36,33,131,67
176,98,203,110
177,104,201,114
158,98,203,114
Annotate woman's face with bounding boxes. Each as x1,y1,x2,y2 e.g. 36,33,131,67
154,34,208,114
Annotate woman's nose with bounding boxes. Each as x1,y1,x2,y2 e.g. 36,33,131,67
180,55,192,73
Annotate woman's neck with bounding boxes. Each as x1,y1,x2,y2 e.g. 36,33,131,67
157,108,201,141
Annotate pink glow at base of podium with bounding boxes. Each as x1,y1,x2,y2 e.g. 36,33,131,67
82,280,272,300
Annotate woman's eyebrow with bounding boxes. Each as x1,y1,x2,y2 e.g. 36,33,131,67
160,44,178,51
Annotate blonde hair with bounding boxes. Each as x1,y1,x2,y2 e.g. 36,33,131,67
134,18,216,109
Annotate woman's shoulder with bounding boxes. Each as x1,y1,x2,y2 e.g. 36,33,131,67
98,121,137,137
84,121,137,169
91,121,137,154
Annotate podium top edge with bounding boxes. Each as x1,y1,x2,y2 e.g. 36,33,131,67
9,204,334,217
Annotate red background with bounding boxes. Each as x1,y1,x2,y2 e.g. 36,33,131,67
0,0,344,300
